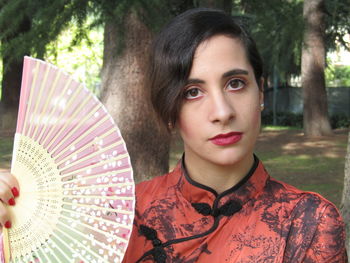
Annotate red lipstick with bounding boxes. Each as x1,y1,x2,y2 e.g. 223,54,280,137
209,132,242,146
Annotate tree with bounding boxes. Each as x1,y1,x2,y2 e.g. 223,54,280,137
239,0,303,126
236,0,349,134
301,0,332,136
199,0,232,13
0,0,91,131
341,131,350,253
0,0,177,181
100,7,170,182
0,14,31,132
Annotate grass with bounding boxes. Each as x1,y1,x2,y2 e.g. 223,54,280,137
0,137,13,169
255,153,345,206
262,125,300,131
254,127,347,207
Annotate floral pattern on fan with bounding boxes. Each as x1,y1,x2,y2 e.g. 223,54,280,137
6,56,135,263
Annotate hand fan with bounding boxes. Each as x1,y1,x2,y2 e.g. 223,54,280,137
3,56,135,263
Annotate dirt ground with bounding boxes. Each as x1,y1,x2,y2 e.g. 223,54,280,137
256,128,348,159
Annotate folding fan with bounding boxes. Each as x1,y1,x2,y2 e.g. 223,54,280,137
3,56,135,263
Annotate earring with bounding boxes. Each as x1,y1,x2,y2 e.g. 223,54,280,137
260,103,264,111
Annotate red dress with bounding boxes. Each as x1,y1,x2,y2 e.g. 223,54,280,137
123,157,347,262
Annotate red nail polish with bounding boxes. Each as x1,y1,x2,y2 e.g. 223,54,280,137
11,187,19,197
4,221,11,228
8,198,15,206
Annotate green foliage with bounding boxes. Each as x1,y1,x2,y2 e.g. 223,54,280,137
325,0,350,52
262,111,350,129
326,65,350,86
0,0,93,61
45,21,103,96
233,0,350,85
330,114,350,129
0,137,13,169
238,0,304,81
262,112,303,128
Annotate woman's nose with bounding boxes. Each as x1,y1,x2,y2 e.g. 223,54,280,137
208,91,235,124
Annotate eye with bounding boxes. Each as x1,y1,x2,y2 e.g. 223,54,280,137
226,78,246,91
184,87,203,100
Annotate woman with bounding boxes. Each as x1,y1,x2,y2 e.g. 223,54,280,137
121,8,347,263
0,8,347,263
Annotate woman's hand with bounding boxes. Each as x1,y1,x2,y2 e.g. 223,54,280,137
0,169,20,230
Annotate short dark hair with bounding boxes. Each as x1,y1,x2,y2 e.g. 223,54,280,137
148,8,263,129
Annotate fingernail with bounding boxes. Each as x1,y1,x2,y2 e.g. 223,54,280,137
4,221,11,228
8,198,15,206
11,187,19,197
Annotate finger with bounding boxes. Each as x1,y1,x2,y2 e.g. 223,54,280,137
0,180,16,206
0,201,11,229
0,170,20,198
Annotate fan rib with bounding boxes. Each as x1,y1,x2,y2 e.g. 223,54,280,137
60,140,124,171
35,245,51,262
32,249,45,263
54,115,108,160
56,124,117,166
22,60,40,136
40,82,83,147
16,57,31,133
40,240,68,263
62,201,133,215
36,77,73,144
31,68,62,140
51,103,102,157
61,207,132,230
46,89,93,152
27,62,51,138
50,231,88,262
64,194,133,201
56,222,113,262
63,182,134,191
60,167,132,184
59,212,129,244
60,153,129,176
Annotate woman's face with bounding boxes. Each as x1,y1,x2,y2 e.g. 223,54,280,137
178,35,263,169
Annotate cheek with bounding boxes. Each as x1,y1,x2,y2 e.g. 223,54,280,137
244,99,262,129
178,110,195,138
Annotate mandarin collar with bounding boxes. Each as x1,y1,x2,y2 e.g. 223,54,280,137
172,155,269,207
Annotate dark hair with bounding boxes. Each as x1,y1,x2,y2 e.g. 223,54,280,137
148,8,263,129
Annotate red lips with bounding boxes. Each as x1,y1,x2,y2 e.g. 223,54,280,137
209,132,243,146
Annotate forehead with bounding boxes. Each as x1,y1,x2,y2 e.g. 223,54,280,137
190,35,252,77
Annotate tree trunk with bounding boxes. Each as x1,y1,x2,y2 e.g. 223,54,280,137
100,10,170,183
0,16,31,134
341,131,350,253
301,0,332,137
0,58,24,133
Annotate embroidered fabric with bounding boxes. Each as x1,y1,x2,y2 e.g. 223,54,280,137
123,156,348,263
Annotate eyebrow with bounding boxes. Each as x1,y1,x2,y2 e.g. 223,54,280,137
186,68,249,85
222,69,249,78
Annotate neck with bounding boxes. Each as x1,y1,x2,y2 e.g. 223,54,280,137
183,153,255,195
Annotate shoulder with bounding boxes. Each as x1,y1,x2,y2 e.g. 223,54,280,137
261,176,345,228
270,180,347,261
268,176,338,211
263,177,347,261
134,165,181,211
